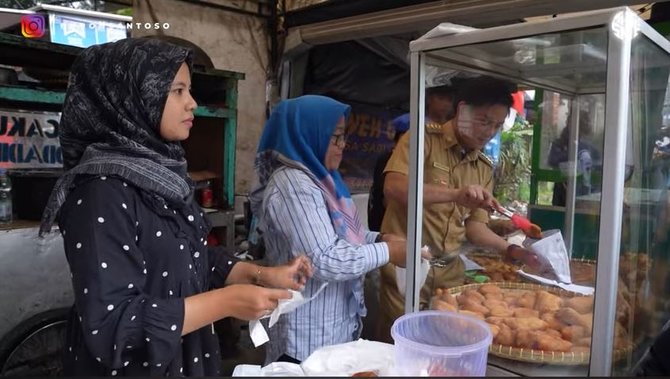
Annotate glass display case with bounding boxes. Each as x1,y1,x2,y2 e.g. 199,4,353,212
403,7,670,376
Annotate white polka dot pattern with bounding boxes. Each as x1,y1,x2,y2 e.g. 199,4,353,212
60,176,235,375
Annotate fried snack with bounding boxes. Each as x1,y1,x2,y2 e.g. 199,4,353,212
616,293,631,325
489,324,501,338
614,322,627,338
352,371,378,377
535,290,562,313
462,289,486,303
515,329,572,352
485,316,507,326
458,310,485,320
479,284,503,295
527,224,543,239
614,335,629,350
618,278,632,303
535,331,572,352
470,255,522,283
503,271,519,281
563,296,594,314
555,307,581,325
513,308,539,318
576,337,592,347
490,272,505,282
540,312,565,330
443,292,458,307
461,301,490,316
578,313,593,333
504,317,548,331
560,325,587,341
515,329,538,349
434,288,459,307
484,292,504,301
517,292,537,309
489,305,515,317
570,261,596,285
556,308,593,333
503,292,522,307
483,299,507,309
494,324,515,346
431,299,458,312
543,328,562,339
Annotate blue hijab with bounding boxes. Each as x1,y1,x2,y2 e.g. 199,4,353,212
253,95,366,244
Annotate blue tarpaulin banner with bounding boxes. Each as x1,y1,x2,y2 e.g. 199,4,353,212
339,104,399,194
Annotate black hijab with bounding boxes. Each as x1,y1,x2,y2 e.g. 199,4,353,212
40,38,195,236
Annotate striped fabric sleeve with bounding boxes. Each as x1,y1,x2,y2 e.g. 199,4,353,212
265,169,389,282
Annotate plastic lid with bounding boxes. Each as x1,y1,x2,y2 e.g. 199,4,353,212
391,311,492,356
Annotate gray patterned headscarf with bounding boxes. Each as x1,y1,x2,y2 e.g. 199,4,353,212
40,38,194,236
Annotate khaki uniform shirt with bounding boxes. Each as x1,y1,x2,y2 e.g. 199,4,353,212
381,120,494,255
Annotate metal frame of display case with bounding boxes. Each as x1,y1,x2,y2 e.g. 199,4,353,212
404,7,669,376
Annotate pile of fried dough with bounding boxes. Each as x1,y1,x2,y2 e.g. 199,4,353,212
468,255,521,282
431,284,630,354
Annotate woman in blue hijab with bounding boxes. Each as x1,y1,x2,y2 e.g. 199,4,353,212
251,95,410,363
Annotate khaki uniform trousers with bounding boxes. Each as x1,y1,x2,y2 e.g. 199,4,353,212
375,258,465,343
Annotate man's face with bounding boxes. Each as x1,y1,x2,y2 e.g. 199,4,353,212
454,102,508,151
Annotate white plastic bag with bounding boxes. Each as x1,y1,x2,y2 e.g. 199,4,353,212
301,339,395,376
396,259,430,296
523,229,571,283
249,283,329,347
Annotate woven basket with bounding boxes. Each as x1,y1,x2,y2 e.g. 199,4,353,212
445,282,633,365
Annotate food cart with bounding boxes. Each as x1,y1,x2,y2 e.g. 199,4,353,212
0,30,243,375
403,6,670,376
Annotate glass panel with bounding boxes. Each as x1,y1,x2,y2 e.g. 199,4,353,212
418,26,614,377
612,33,670,375
536,182,556,206
426,27,608,94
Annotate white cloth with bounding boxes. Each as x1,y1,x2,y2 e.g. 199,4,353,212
249,283,329,347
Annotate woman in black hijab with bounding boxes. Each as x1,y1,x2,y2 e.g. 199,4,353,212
40,38,312,377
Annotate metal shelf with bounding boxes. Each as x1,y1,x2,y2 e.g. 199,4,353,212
0,87,238,119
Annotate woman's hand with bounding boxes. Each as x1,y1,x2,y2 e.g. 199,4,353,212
225,284,292,320
182,284,291,333
260,255,313,290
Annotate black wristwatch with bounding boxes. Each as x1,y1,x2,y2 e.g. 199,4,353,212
375,233,385,243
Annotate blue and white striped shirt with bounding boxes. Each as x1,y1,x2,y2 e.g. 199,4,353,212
258,167,389,362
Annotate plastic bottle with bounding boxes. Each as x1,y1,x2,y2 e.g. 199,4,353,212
0,169,12,223
200,180,213,208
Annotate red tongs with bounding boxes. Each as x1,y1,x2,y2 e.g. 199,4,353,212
494,206,543,239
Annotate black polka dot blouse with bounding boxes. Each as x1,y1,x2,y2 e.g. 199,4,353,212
57,175,238,376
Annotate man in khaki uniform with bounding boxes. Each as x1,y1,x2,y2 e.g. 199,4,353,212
376,76,541,342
